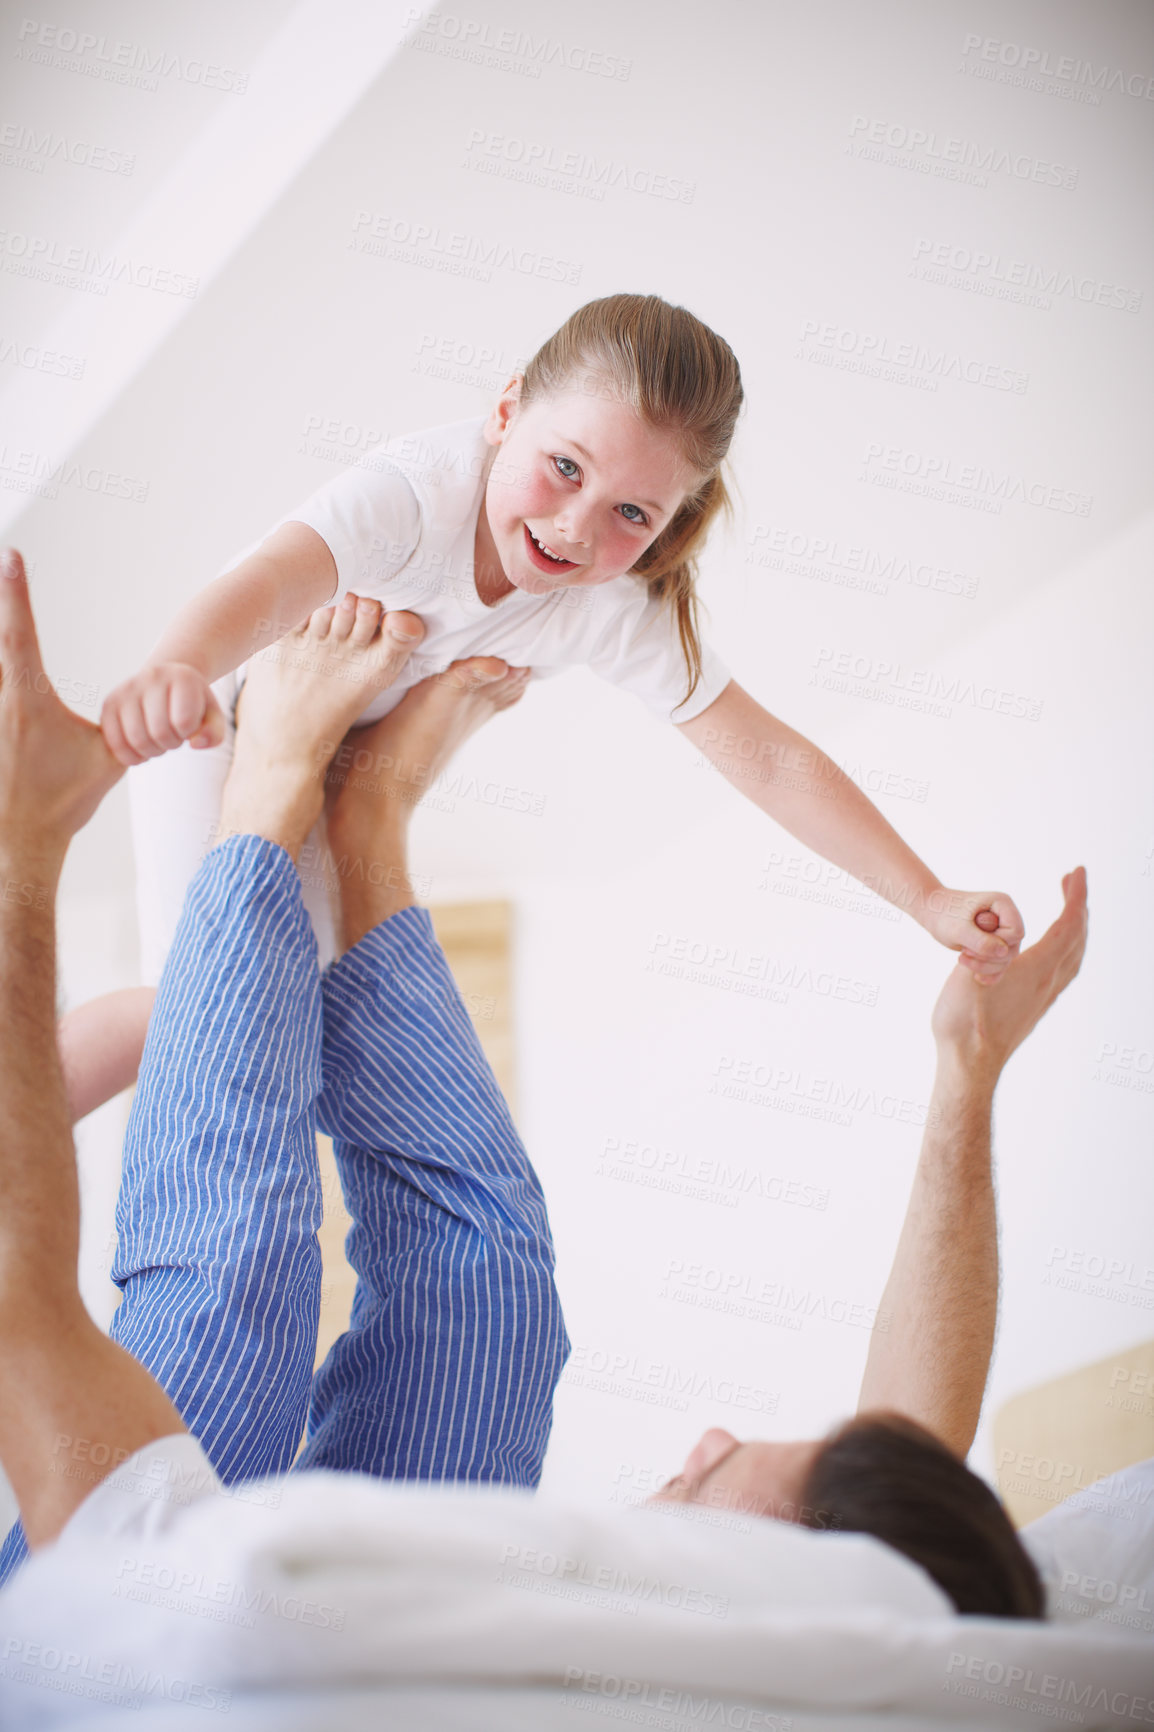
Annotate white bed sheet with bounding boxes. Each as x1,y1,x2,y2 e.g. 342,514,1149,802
1021,1459,1154,1635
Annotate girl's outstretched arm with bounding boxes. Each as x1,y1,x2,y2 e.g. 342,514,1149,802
101,523,338,767
678,679,1024,980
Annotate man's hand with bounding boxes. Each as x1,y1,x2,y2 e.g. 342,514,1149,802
101,659,225,766
931,869,1088,1083
0,548,124,857
922,886,1026,984
858,867,1087,1456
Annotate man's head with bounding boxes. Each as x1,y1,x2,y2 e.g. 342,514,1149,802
652,1410,1045,1618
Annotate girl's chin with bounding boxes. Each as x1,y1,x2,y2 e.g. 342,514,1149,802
513,570,563,594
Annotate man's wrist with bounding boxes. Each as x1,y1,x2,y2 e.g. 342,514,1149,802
931,1044,1000,1106
0,838,64,893
0,845,64,905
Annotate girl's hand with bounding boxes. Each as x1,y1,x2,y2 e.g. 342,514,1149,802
930,871,1086,1073
101,661,225,767
924,886,1025,984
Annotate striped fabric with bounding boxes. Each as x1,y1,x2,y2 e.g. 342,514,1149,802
0,834,568,1585
301,910,570,1482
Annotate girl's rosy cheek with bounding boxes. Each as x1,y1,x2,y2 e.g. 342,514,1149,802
502,472,554,524
607,525,646,567
528,474,560,514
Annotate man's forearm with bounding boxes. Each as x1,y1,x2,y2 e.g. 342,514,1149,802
0,849,80,1303
0,875,183,1547
856,1056,998,1457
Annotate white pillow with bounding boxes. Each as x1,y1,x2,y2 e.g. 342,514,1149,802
3,1436,1152,1729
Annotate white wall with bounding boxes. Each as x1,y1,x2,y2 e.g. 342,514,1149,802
1,0,1151,1533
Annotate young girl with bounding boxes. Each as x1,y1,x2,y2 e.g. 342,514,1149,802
67,293,1022,1118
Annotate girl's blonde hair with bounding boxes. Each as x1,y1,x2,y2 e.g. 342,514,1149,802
519,293,743,709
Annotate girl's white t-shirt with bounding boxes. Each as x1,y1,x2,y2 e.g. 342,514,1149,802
270,413,731,727
128,415,731,983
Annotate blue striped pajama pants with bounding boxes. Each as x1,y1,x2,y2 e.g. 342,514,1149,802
0,833,570,1583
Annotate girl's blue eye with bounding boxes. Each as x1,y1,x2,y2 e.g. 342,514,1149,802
551,455,649,527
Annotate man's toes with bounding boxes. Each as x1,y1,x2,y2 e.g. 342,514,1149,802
320,594,358,643
382,610,425,651
348,596,383,648
441,655,509,691
492,668,531,710
305,603,338,642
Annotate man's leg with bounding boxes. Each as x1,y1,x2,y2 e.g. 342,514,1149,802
0,550,183,1567
297,660,571,1487
0,580,423,1581
109,596,427,1484
107,836,325,1481
1,832,322,1586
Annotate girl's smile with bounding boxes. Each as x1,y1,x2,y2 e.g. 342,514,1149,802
522,522,581,575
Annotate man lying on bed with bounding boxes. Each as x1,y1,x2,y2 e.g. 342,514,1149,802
0,545,1087,1622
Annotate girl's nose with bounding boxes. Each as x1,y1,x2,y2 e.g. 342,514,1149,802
552,507,592,549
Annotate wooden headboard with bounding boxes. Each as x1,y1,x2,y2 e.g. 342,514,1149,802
993,1339,1154,1526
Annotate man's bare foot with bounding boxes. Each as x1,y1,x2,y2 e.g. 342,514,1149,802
325,655,530,951
216,597,424,859
0,548,123,877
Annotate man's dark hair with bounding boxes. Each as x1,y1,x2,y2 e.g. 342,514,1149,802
798,1412,1045,1618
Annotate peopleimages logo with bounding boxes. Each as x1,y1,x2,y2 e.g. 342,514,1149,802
747,522,980,598
562,1343,779,1416
911,238,1141,313
463,129,695,203
848,115,1078,188
960,34,1154,101
943,1651,1154,1725
0,229,198,297
0,334,85,378
860,439,1093,516
796,321,1028,394
403,8,632,80
0,444,149,503
0,121,135,175
646,931,879,1008
14,18,249,92
349,209,581,286
810,647,1044,723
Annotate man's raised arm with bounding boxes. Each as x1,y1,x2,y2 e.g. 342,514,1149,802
857,869,1088,1458
0,549,184,1549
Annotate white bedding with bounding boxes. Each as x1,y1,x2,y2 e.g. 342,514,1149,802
59,1694,1152,1732
1,1437,1150,1730
1020,1458,1154,1636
